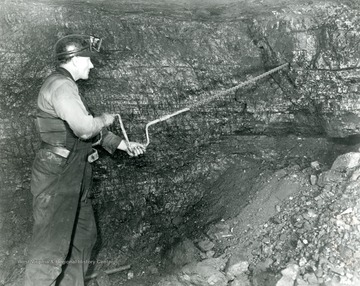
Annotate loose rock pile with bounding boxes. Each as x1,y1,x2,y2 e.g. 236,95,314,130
153,151,360,286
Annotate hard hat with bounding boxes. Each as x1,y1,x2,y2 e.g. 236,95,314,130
54,34,102,60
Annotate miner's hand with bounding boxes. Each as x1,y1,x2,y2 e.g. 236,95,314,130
126,142,146,157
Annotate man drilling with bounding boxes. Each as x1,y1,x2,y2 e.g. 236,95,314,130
24,34,145,286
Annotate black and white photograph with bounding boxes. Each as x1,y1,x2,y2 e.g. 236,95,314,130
1,0,360,285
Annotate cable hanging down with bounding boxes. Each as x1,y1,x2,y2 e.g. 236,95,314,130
116,63,289,149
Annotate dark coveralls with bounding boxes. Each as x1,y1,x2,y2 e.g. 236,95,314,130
24,68,121,286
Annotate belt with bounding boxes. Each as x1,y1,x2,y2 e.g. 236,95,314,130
40,143,99,163
41,142,70,158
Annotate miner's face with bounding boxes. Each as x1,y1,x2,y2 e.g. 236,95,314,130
74,56,94,80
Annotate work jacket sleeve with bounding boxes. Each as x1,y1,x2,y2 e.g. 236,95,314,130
100,128,122,154
51,81,105,140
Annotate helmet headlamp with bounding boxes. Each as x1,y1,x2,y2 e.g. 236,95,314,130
54,34,102,60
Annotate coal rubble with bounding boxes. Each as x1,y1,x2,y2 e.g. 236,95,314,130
153,151,360,286
251,172,360,284
232,153,360,286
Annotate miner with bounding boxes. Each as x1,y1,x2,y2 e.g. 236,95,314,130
24,34,145,286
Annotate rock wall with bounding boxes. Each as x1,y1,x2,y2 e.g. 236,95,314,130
1,0,360,284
